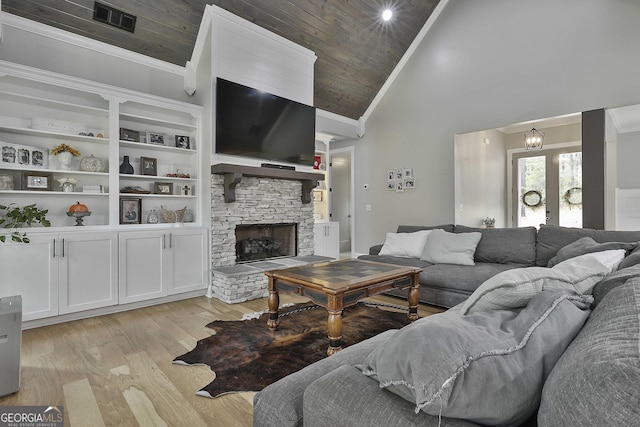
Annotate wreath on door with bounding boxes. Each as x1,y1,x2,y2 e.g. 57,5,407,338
562,187,582,206
522,190,544,209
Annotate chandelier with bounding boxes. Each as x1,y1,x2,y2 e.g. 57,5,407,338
524,124,544,150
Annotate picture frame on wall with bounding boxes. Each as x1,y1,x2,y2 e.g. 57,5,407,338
154,182,173,195
140,156,157,176
147,131,165,145
175,135,190,149
22,172,53,191
119,128,140,142
120,197,142,224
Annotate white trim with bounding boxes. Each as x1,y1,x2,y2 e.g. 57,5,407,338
360,0,450,124
1,12,185,76
0,60,202,116
328,146,356,257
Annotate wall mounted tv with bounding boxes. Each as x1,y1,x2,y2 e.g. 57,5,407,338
215,78,316,167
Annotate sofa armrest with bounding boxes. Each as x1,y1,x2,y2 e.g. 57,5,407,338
369,244,384,255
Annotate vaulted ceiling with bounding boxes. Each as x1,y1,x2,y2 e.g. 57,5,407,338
1,0,441,120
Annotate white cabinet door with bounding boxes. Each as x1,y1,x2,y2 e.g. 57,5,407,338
59,232,118,314
0,234,58,321
313,222,340,260
119,231,167,304
166,228,208,295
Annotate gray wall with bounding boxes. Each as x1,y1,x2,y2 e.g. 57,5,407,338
351,0,640,253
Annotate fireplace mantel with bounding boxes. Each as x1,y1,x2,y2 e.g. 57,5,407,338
211,163,325,204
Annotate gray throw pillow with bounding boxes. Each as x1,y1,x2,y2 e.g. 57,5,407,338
420,229,481,266
547,236,637,267
358,290,593,426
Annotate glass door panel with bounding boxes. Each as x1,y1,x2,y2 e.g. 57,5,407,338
516,156,546,227
558,152,583,227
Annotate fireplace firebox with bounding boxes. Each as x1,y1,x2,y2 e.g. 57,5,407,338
235,223,298,263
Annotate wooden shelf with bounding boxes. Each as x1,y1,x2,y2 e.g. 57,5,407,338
211,163,325,204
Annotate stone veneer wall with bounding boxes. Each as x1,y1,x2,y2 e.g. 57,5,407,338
210,174,315,302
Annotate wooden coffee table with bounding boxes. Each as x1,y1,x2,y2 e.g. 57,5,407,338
264,259,422,355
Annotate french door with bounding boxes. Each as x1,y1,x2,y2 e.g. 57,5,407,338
512,147,582,228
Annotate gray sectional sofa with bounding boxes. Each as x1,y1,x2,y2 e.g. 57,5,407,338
253,225,640,426
359,224,640,308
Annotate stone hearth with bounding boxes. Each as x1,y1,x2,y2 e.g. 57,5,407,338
209,171,322,303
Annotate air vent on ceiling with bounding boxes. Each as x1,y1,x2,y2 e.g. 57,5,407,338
93,2,136,33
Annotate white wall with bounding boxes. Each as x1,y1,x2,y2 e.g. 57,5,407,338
454,129,506,227
616,131,640,188
351,0,640,252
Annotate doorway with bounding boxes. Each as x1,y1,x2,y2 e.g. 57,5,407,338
511,145,582,227
329,147,355,259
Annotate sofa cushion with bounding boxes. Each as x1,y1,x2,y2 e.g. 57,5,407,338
535,224,640,267
619,243,640,269
379,230,432,258
592,264,640,306
537,279,640,426
397,224,455,233
303,365,480,427
461,250,625,314
418,263,524,294
253,329,398,427
546,236,637,267
455,225,537,266
420,230,481,266
358,254,432,269
358,290,592,426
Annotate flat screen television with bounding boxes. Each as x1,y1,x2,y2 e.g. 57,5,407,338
215,78,316,167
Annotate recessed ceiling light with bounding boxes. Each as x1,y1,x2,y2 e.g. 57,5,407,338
382,9,393,21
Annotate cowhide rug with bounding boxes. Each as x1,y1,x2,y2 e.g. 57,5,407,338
173,301,411,398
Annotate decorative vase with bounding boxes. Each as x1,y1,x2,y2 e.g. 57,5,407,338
119,155,134,174
57,151,74,170
147,209,159,224
80,154,105,172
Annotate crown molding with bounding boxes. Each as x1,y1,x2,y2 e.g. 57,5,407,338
1,12,185,76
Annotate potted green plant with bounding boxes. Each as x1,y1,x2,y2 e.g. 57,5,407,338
0,203,51,243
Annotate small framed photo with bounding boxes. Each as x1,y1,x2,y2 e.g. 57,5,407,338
140,156,157,176
395,181,405,193
386,181,396,191
394,168,403,180
120,197,142,224
147,131,165,145
154,182,173,195
403,168,414,178
175,135,190,149
404,177,415,189
120,128,140,142
22,172,52,191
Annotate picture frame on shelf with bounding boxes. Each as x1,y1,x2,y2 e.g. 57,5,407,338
119,128,140,142
22,172,53,191
180,184,192,196
1,141,49,169
175,135,190,149
147,131,165,145
120,197,142,224
140,156,157,176
154,182,173,195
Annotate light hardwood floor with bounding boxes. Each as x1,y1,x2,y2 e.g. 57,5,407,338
0,294,443,427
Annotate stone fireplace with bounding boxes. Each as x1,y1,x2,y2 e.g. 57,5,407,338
209,164,324,303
